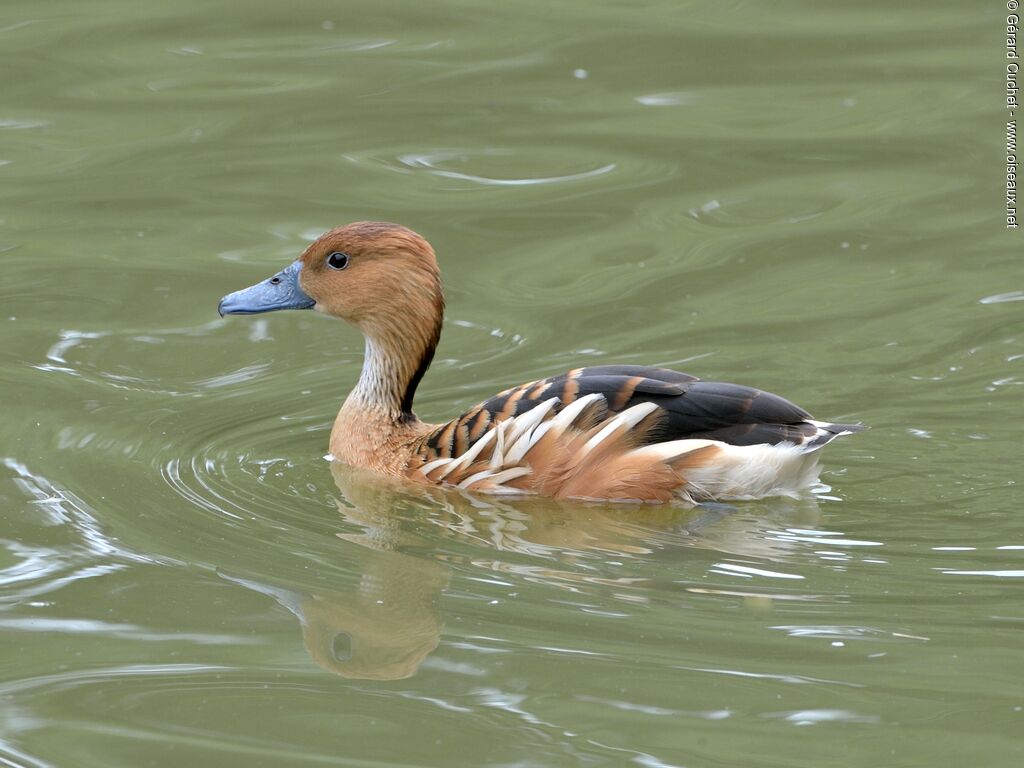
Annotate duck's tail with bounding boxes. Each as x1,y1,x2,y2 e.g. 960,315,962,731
801,420,868,452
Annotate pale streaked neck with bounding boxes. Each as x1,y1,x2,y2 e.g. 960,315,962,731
343,322,438,425
346,336,410,420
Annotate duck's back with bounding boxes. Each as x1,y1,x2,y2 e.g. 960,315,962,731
410,365,863,503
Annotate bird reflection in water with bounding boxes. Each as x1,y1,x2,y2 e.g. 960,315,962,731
233,462,825,680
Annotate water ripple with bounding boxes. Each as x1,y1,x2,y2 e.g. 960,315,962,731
709,562,805,580
765,709,880,726
397,150,616,187
4,457,154,565
979,290,1024,304
682,666,862,688
0,618,254,645
345,147,618,189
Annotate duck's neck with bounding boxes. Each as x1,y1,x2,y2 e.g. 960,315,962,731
349,331,435,420
330,318,441,471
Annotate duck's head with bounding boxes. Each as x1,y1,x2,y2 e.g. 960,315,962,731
218,221,444,338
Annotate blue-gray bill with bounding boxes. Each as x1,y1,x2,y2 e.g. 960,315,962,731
218,260,315,316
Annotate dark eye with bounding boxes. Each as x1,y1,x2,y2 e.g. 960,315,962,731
326,252,350,270
332,633,353,662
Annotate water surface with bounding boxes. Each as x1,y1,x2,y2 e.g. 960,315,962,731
2,1,1021,767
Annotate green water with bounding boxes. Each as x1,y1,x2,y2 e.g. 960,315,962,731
2,1,1021,766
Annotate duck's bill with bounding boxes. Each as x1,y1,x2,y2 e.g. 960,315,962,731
218,260,315,316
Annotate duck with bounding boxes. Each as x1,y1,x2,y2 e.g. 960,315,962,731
218,221,864,504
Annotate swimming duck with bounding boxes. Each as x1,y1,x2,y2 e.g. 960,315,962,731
218,221,864,503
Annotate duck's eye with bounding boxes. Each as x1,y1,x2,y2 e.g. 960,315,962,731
326,252,350,270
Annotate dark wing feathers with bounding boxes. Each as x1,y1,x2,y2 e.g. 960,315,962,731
417,365,822,462
636,381,815,446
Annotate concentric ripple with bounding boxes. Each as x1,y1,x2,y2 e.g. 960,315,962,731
344,146,618,187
